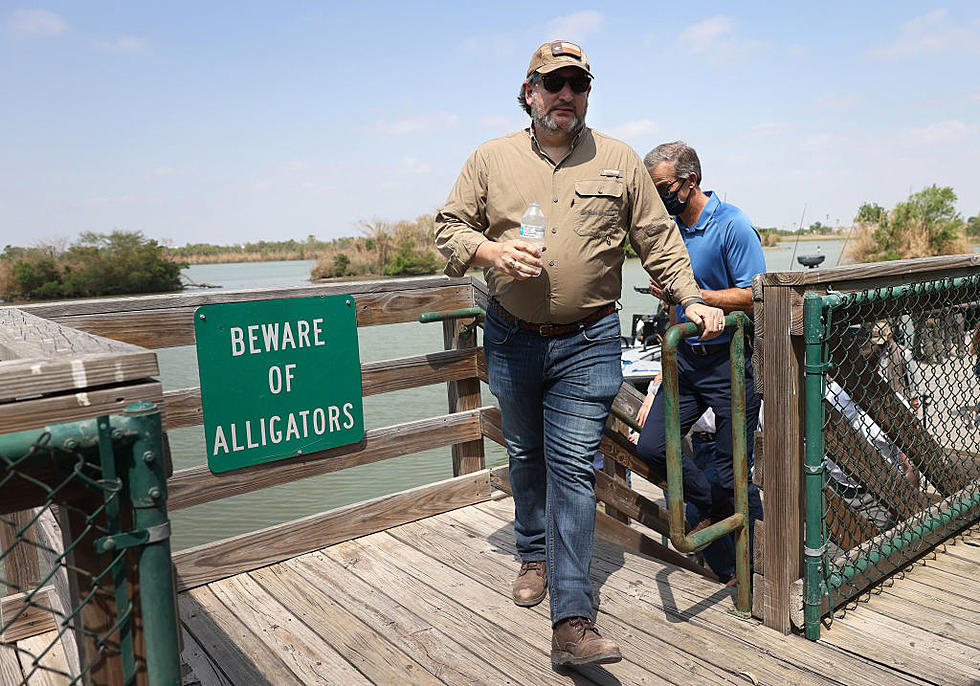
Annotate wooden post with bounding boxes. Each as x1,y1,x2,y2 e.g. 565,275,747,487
760,284,804,634
443,318,485,476
1,510,41,594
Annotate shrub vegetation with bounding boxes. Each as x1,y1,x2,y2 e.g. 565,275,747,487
0,231,185,301
847,185,970,262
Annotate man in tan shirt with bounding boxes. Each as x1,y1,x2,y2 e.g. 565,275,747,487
435,40,723,667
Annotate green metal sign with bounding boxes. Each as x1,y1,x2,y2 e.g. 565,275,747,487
194,295,364,473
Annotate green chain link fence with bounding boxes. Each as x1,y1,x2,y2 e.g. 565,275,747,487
803,275,980,640
0,402,180,685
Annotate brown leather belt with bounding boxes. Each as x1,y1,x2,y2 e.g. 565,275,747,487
489,298,617,337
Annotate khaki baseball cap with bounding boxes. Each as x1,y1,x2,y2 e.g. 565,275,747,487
526,40,592,78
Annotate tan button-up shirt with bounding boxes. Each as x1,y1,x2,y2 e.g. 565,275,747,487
435,127,701,324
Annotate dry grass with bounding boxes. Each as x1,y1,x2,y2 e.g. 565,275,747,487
845,219,968,263
311,215,441,279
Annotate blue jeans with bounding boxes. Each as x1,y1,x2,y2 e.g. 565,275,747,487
685,434,763,582
483,306,622,624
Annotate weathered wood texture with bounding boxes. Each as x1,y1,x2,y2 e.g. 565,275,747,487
173,470,492,591
0,380,163,437
759,284,804,633
167,408,484,511
21,279,477,348
443,319,484,476
176,495,977,685
0,587,57,643
1,510,40,594
160,348,480,430
34,508,81,679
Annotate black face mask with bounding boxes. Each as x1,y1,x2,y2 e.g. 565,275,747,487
660,185,689,216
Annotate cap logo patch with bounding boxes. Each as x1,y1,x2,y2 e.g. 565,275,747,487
551,41,582,58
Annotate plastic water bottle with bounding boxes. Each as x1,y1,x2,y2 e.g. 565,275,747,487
520,202,546,246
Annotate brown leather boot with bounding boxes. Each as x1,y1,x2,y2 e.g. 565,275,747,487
551,616,622,666
511,560,546,607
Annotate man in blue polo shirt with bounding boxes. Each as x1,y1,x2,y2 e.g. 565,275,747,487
634,141,765,582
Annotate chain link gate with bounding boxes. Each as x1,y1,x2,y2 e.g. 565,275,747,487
0,401,180,685
802,275,980,640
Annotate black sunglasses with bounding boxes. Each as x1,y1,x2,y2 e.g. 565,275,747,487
534,73,591,94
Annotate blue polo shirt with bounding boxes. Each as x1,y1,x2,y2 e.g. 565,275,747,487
674,191,765,346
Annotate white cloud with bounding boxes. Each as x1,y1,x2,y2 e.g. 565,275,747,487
366,112,459,136
607,119,656,139
6,9,67,36
900,120,978,145
478,114,527,133
93,35,147,51
676,15,766,62
282,160,312,172
546,11,604,41
868,9,980,60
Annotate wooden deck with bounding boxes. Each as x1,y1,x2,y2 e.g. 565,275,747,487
170,497,980,686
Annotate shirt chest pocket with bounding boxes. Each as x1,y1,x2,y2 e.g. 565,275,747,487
573,179,626,244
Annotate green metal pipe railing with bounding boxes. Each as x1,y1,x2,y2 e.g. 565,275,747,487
0,402,180,685
613,312,753,616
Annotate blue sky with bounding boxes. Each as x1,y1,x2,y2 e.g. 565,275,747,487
2,2,978,247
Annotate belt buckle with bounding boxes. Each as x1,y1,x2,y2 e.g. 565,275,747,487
692,344,707,356
539,324,554,336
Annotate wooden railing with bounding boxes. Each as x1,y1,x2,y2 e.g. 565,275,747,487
750,253,980,634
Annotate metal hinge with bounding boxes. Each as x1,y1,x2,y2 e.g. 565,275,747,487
95,521,171,553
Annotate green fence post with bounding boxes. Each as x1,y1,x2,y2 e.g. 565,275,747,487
118,401,180,686
802,292,829,640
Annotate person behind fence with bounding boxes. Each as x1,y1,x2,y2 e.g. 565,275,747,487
824,377,919,556
634,141,765,577
434,41,724,666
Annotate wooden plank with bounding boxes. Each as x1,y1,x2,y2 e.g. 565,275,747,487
167,408,484,510
179,626,233,686
208,573,376,686
851,587,980,650
0,352,158,403
0,380,163,437
279,547,517,685
760,284,804,634
319,541,602,686
480,406,505,448
20,276,475,318
0,308,147,359
384,516,741,685
462,499,929,686
33,510,80,679
179,589,300,686
752,430,764,489
593,469,670,537
757,254,980,288
336,532,662,686
1,587,57,642
443,319,484,476
0,641,23,686
17,631,71,686
823,486,879,551
818,604,980,685
1,510,41,593
173,470,491,591
39,285,476,348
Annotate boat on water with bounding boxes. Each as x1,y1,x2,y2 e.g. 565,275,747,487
621,287,669,392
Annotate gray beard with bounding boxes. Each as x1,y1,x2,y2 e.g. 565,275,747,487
532,102,586,136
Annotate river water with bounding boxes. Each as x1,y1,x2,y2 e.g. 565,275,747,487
166,240,843,549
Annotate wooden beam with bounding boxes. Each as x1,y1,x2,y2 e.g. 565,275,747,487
0,352,158,403
443,319,484,476
760,284,804,634
0,510,40,593
0,587,57,642
0,380,163,437
161,348,480,430
173,470,492,591
34,283,477,348
0,307,148,359
594,469,670,537
166,409,485,511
